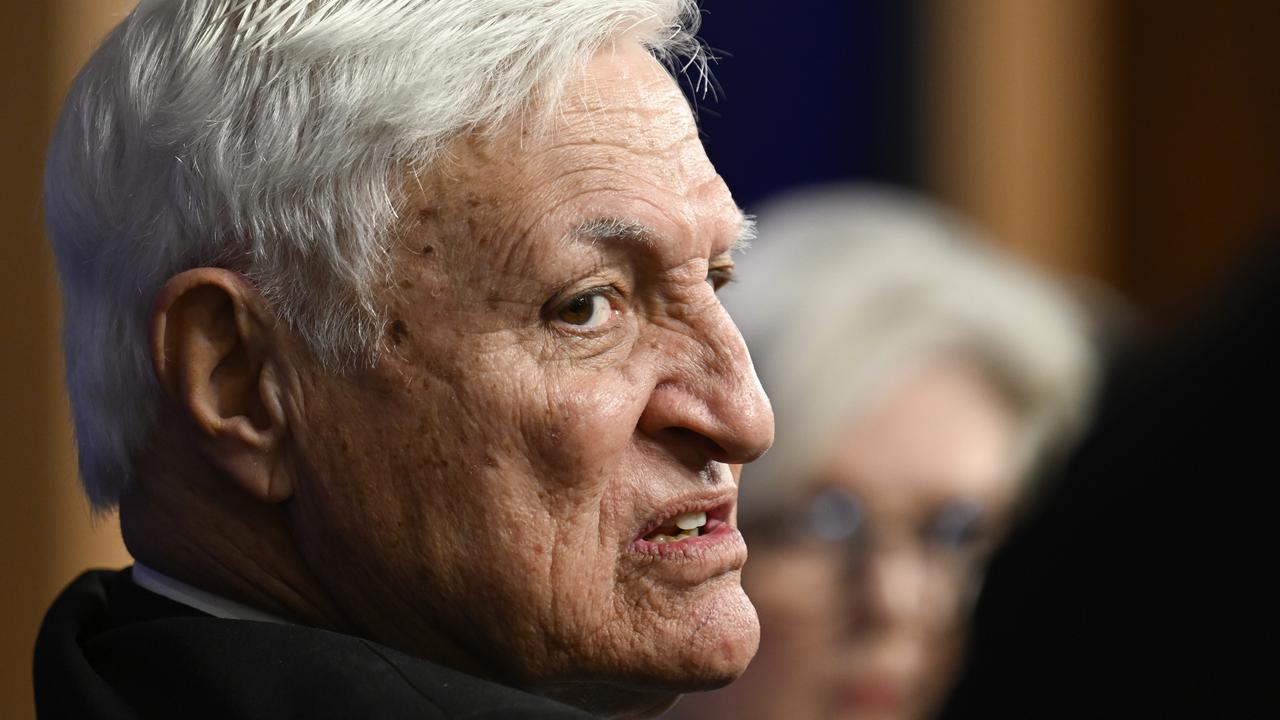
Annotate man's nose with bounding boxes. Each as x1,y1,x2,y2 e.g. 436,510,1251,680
636,300,775,466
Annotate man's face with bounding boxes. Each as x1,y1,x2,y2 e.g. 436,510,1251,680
279,43,773,708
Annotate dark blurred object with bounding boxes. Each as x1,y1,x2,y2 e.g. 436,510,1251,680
941,236,1280,719
693,0,920,209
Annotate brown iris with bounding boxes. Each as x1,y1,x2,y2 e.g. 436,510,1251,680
557,293,608,327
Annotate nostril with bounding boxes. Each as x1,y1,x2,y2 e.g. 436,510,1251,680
653,427,734,468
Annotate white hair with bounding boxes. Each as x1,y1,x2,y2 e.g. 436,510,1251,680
723,185,1098,519
46,0,707,509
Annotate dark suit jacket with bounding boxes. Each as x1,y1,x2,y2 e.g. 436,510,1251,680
34,569,596,719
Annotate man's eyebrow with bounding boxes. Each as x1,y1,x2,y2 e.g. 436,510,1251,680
571,212,757,253
733,214,758,254
573,218,658,245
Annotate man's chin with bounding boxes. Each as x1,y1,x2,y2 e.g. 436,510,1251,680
528,583,759,715
646,584,761,691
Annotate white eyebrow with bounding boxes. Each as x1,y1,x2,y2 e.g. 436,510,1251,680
573,217,657,244
572,211,757,253
733,214,758,254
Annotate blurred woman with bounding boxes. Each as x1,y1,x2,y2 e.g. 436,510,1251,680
671,185,1096,720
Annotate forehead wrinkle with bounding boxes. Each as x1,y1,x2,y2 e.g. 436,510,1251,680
548,122,700,173
562,96,686,123
522,147,705,199
562,50,688,117
535,131,700,159
523,134,721,221
557,80,696,146
530,165,681,205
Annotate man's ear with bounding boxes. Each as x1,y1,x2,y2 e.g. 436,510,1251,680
150,268,294,503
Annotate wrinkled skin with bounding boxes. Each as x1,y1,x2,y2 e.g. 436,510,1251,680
274,44,773,715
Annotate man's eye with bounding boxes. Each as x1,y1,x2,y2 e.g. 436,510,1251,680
555,292,612,329
706,266,734,291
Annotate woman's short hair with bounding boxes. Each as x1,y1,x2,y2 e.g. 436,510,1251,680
46,0,707,508
723,185,1097,520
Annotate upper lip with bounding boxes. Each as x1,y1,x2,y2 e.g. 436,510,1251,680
633,489,736,541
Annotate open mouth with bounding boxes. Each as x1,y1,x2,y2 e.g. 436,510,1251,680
643,511,709,544
637,503,732,546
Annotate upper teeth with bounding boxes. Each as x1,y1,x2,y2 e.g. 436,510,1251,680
675,511,707,530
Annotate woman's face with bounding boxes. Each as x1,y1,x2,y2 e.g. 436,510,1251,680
686,359,1020,720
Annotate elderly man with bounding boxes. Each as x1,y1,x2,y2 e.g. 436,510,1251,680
33,1,773,718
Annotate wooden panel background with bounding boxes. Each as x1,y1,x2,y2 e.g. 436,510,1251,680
1,3,135,718
925,0,1279,325
923,0,1119,286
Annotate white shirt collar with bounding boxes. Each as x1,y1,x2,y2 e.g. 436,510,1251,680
131,562,293,625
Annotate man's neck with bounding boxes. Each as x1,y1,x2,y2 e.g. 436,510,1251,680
118,450,350,632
